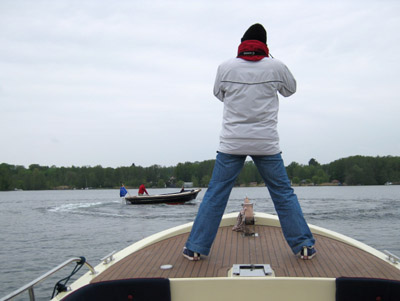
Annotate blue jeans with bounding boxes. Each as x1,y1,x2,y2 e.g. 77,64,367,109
185,152,315,255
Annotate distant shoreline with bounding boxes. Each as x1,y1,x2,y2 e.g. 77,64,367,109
9,182,398,191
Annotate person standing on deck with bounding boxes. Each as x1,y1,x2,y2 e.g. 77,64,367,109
183,23,316,261
138,184,149,196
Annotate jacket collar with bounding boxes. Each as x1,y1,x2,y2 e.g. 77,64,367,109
237,40,269,61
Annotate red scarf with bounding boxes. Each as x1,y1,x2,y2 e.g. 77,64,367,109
237,40,269,61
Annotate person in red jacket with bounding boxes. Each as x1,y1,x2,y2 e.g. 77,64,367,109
138,184,149,196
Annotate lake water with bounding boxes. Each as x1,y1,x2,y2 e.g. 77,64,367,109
1,186,399,300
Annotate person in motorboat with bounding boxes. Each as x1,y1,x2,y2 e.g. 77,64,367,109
120,183,128,197
138,184,149,196
183,23,316,261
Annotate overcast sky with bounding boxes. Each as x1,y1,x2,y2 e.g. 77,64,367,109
1,0,399,168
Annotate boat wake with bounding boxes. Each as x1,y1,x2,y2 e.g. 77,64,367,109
48,201,131,218
49,202,104,212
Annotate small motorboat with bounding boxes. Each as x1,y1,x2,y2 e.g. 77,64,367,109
125,189,201,205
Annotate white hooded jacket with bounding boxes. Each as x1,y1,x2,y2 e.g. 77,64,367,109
213,57,296,155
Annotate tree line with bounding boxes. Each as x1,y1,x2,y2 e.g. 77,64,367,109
0,155,399,191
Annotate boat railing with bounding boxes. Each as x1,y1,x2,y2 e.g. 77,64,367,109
384,250,400,264
0,257,96,301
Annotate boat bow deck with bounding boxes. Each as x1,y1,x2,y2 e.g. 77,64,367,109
92,223,400,282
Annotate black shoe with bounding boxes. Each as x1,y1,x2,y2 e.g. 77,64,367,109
182,247,200,261
299,246,316,260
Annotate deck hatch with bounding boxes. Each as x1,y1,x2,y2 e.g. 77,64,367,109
232,264,273,277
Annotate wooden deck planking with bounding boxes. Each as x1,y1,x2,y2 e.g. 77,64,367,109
92,225,400,283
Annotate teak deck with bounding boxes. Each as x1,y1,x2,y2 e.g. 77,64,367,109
92,225,400,283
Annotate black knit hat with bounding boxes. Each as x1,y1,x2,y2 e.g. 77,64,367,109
241,23,267,44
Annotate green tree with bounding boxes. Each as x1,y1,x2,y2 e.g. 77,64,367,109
201,175,211,187
0,163,12,190
157,179,166,188
308,158,320,166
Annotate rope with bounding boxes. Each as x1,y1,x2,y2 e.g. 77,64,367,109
51,257,86,298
